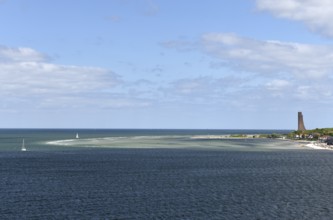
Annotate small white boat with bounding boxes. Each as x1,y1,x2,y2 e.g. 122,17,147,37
21,139,27,151
76,133,79,139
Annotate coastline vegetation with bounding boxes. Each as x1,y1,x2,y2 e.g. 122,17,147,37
259,133,285,139
230,134,248,138
230,133,287,139
231,129,333,141
195,129,333,141
287,128,333,140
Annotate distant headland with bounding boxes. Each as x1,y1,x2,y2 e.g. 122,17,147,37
194,112,333,148
286,112,333,149
288,111,333,141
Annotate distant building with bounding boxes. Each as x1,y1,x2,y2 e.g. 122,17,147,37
319,135,330,142
298,112,306,131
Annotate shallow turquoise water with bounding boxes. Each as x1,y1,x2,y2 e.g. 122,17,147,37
0,128,294,151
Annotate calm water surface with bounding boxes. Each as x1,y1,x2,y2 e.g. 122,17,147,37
1,129,332,219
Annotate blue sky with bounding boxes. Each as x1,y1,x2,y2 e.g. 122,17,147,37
0,0,333,129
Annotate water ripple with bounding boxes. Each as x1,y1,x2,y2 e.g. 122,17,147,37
1,149,333,219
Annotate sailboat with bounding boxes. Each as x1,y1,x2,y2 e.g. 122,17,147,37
21,139,27,151
76,133,79,139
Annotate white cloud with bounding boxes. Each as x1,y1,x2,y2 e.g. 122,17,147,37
256,0,333,37
0,46,128,110
266,79,291,91
0,46,47,62
201,33,333,79
0,62,119,96
161,76,260,108
162,33,333,112
294,85,312,100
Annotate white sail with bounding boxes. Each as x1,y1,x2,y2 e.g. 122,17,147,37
21,139,27,151
76,133,79,139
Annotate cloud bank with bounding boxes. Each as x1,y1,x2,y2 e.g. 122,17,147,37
0,46,122,110
162,32,333,108
256,0,333,38
202,33,333,79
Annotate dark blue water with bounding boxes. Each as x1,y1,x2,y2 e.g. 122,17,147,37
2,129,333,219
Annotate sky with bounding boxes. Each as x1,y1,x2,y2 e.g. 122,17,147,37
0,0,333,129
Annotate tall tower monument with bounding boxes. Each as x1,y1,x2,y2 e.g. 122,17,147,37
298,112,306,131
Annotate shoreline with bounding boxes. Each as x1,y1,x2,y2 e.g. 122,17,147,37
45,134,333,151
190,134,264,139
298,140,333,150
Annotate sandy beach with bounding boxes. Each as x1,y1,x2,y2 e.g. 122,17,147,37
301,141,333,150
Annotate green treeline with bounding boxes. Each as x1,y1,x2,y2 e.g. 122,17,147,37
288,128,333,139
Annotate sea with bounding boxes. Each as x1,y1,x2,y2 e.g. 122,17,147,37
1,129,333,219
